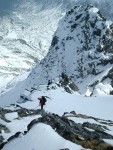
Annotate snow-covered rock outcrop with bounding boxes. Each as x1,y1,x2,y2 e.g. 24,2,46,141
1,106,113,150
75,0,113,20
26,4,113,95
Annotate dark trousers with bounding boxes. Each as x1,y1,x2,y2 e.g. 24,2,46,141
41,105,43,110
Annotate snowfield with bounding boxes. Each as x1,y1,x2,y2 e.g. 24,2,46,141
0,79,113,120
0,81,113,149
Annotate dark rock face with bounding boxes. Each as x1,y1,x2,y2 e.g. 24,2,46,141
93,28,101,36
57,4,113,94
1,108,113,150
0,124,9,133
59,73,79,93
51,36,59,47
0,106,41,146
42,113,113,140
17,107,40,117
0,108,12,122
44,73,79,93
0,136,4,146
27,112,113,150
101,67,113,90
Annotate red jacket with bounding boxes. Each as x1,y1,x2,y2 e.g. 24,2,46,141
38,98,43,106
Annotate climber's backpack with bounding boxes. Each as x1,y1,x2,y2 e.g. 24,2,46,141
42,96,47,105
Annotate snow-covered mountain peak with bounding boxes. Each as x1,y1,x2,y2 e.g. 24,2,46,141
26,4,113,95
75,0,113,21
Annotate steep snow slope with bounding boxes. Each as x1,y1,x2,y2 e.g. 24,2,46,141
0,71,29,107
26,4,113,95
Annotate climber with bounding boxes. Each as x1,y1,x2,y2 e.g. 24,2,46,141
38,96,47,110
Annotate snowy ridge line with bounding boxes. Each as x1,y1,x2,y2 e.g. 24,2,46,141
75,0,113,20
0,131,22,150
1,110,113,150
0,111,42,149
64,112,113,126
0,110,46,149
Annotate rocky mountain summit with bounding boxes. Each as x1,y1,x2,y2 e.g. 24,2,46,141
75,0,113,20
26,4,113,95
